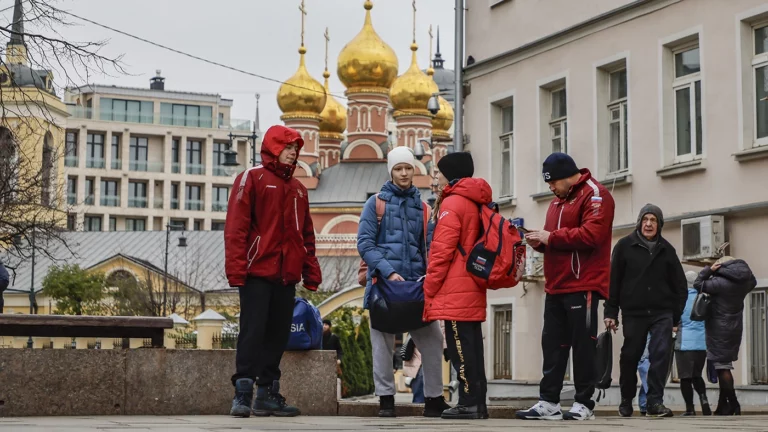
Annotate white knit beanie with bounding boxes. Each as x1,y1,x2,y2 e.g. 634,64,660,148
387,146,416,179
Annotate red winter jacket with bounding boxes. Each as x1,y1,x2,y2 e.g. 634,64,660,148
537,169,615,299
423,178,492,322
224,125,322,289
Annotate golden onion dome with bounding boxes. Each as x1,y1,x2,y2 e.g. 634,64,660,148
277,46,327,119
431,95,454,140
390,43,439,118
337,1,399,93
319,70,347,138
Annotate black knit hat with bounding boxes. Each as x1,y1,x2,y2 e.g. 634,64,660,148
542,152,580,182
438,152,474,182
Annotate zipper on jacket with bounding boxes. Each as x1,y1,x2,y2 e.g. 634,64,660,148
571,251,581,280
294,197,299,231
247,236,261,269
557,204,565,229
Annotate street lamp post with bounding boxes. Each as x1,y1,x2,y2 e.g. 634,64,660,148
163,223,187,317
454,0,465,153
227,131,261,168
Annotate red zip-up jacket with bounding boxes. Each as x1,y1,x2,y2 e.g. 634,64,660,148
537,169,615,299
224,125,322,289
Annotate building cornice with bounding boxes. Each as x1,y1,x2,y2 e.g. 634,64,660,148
464,0,680,79
310,207,364,214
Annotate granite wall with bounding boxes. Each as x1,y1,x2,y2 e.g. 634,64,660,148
0,349,337,417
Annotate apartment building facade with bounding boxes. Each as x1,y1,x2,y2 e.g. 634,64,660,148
464,0,768,396
63,72,258,232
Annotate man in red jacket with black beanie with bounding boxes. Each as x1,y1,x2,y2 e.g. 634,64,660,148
516,153,615,422
225,125,322,418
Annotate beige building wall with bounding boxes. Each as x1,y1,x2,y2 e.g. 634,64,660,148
465,0,768,388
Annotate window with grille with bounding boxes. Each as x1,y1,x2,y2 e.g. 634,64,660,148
493,304,513,379
750,289,767,384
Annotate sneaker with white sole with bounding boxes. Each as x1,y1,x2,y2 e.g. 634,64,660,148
563,402,595,421
515,401,563,421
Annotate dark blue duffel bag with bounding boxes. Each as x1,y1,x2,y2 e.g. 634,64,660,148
369,278,429,334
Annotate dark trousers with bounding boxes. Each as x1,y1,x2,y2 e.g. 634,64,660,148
539,292,600,410
444,320,487,407
619,313,673,407
231,277,295,387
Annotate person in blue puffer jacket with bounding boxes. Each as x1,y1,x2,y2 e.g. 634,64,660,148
675,271,711,416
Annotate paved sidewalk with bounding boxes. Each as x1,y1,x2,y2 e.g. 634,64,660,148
1,415,767,432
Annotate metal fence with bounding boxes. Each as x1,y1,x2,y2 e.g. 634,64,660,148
492,305,513,379
212,333,238,350
172,332,197,349
750,290,768,384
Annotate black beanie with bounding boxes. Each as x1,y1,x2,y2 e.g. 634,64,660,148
437,152,474,182
542,152,580,182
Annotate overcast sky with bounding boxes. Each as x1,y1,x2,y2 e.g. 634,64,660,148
8,0,457,129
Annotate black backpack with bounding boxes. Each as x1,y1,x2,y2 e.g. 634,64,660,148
594,330,613,401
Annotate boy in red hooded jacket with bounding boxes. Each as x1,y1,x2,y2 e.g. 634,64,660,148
225,125,322,418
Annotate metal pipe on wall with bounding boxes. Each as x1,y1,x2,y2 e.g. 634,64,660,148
454,0,464,152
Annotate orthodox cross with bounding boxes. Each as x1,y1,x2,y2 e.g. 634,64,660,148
299,0,307,47
324,27,330,72
412,0,417,43
428,24,434,61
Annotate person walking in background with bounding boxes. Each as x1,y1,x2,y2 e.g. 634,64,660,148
357,146,449,418
0,261,9,312
604,204,687,418
322,319,343,364
675,271,712,416
225,125,323,418
424,152,490,420
637,335,650,416
694,256,757,416
401,336,425,403
516,153,615,421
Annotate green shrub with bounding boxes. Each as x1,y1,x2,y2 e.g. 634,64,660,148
328,307,374,398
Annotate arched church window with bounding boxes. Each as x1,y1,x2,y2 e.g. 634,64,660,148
106,270,139,290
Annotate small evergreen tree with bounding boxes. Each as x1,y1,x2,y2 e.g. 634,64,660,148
42,264,106,315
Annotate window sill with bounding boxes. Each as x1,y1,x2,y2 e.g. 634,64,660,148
496,196,517,209
490,0,512,7
733,145,768,162
599,174,633,189
530,191,553,202
656,159,706,178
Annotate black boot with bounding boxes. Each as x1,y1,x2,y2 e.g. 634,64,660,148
682,404,695,416
252,381,300,417
230,378,253,418
700,394,712,416
424,396,451,418
714,391,728,416
647,403,673,418
479,402,489,419
618,398,633,417
441,404,483,420
731,395,741,416
378,395,396,418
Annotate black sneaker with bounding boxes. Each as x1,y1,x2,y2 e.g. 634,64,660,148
230,378,253,418
646,403,673,418
378,395,396,418
618,399,633,417
423,396,450,418
252,381,300,417
441,404,483,420
682,404,696,416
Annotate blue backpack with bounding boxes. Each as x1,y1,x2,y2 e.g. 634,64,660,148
286,297,323,351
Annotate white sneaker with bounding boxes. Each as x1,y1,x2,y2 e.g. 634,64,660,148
515,401,563,421
563,402,595,421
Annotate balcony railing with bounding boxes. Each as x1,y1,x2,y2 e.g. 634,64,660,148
129,161,164,173
111,159,122,170
227,118,253,131
84,194,94,206
99,109,154,124
65,155,79,167
171,162,180,174
153,197,164,209
185,199,203,211
66,105,93,119
170,198,179,210
212,202,228,212
67,193,76,205
160,115,214,129
128,197,147,208
101,196,120,207
213,166,231,177
86,158,105,169
186,164,205,175
69,105,252,131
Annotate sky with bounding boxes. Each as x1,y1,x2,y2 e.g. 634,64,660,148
7,0,457,130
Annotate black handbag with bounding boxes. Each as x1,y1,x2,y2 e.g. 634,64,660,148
690,292,711,321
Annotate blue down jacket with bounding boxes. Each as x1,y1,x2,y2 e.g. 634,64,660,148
357,181,429,309
678,288,707,351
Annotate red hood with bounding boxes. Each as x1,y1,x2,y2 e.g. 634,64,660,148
562,168,594,201
442,177,492,205
261,125,305,179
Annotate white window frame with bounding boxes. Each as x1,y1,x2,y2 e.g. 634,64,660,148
550,87,568,154
752,21,768,147
672,43,703,163
500,105,514,199
607,68,629,175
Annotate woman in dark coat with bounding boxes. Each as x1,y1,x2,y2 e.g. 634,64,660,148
693,256,757,416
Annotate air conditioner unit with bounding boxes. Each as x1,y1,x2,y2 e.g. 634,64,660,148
681,215,725,261
524,244,544,278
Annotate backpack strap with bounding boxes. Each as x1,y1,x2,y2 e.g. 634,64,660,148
375,194,386,224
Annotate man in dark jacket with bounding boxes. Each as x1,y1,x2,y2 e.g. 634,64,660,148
322,319,343,363
604,204,687,418
224,125,322,418
517,153,615,422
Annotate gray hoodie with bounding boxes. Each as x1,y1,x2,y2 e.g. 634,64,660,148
636,203,664,252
